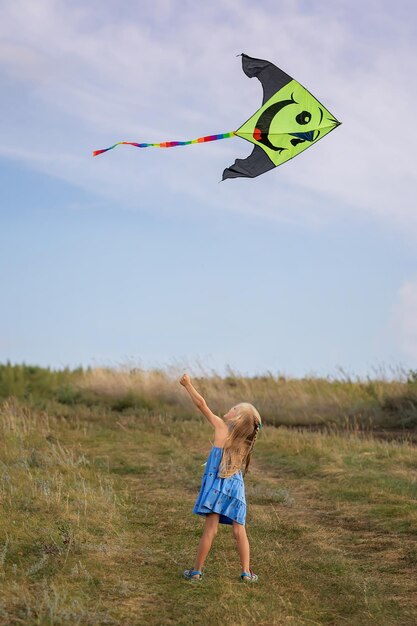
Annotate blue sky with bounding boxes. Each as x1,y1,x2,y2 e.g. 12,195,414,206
1,0,417,378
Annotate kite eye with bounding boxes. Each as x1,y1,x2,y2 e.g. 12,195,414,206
296,111,311,125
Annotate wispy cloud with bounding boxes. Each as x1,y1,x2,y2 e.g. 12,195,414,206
1,0,416,231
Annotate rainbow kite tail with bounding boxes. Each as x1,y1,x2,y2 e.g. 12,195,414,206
92,132,236,157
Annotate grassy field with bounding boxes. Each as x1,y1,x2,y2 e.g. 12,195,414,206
0,365,416,625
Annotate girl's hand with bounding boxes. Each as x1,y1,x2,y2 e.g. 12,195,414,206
179,374,223,429
180,373,191,387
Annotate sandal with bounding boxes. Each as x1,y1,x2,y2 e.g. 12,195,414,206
240,568,258,582
183,568,203,581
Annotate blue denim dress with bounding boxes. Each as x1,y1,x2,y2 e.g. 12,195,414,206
192,446,246,525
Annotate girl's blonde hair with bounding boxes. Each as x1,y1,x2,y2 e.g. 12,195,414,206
217,402,262,479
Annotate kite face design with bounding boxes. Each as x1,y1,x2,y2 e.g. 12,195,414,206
93,53,341,180
236,80,339,167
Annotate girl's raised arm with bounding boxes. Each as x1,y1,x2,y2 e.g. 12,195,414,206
179,374,224,429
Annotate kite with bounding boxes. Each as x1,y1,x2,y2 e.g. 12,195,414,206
93,53,341,180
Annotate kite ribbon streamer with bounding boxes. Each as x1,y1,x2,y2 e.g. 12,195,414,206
93,132,236,157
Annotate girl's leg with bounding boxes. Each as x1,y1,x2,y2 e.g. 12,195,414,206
232,521,250,572
192,513,220,577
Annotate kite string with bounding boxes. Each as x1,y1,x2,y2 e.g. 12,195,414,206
92,131,236,157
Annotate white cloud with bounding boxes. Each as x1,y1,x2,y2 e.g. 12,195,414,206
0,0,417,231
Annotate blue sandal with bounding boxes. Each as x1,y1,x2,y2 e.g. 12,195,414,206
240,568,259,582
183,568,203,581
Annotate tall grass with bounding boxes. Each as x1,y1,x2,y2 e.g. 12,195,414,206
0,362,85,406
1,362,417,429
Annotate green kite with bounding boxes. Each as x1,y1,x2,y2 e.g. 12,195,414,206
93,53,341,180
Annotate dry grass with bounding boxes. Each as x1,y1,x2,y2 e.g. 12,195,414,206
2,362,417,429
78,365,189,412
78,364,417,429
0,399,140,625
0,394,416,625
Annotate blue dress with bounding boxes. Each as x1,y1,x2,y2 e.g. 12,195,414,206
192,446,246,525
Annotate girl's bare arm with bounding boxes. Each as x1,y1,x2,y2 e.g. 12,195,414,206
179,374,225,429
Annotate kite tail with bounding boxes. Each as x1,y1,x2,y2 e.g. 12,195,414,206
92,132,236,157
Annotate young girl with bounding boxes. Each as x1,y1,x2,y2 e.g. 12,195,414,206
179,373,262,583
